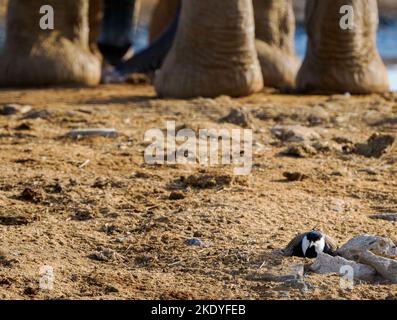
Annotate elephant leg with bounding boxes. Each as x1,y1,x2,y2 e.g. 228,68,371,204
97,0,140,66
117,8,179,75
89,0,103,59
0,0,101,86
149,0,181,43
253,0,300,90
297,0,389,94
154,0,264,98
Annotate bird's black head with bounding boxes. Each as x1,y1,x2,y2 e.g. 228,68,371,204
306,231,322,242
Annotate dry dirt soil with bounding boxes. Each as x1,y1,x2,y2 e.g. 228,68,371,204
0,84,396,300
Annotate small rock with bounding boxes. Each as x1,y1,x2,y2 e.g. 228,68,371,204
185,238,204,247
14,123,32,131
168,191,186,200
353,133,395,158
369,213,397,222
312,141,340,153
338,235,397,260
73,210,94,221
271,125,320,143
0,104,32,115
23,287,38,296
181,173,233,189
19,188,43,203
22,109,50,120
283,171,309,182
282,143,317,158
0,215,31,226
219,108,251,128
310,253,377,281
68,128,118,139
193,231,204,238
331,199,345,213
308,107,330,126
89,247,116,262
358,167,378,175
0,104,18,115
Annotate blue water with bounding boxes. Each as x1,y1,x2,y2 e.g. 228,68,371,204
296,20,397,60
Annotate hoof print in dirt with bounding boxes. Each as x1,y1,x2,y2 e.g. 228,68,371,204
353,133,395,158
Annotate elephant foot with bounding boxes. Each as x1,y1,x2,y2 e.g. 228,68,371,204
297,0,389,94
0,0,101,87
154,0,263,98
296,57,390,94
0,41,101,87
255,40,300,91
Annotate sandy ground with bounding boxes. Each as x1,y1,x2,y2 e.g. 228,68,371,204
0,84,396,300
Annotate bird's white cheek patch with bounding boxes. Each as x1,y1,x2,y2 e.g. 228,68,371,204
314,237,326,254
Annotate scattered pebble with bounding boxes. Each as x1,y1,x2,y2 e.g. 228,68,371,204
19,188,43,203
14,123,32,131
72,210,94,221
179,173,233,189
369,213,397,222
271,125,320,143
0,104,32,115
168,191,186,200
283,171,309,182
353,133,395,158
68,128,118,139
282,143,317,158
0,215,31,226
22,109,50,120
331,199,345,213
185,238,205,247
89,247,116,262
219,108,251,128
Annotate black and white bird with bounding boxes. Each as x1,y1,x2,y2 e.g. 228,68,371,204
282,230,337,258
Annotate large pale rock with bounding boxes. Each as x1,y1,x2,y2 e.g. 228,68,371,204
338,235,397,260
310,253,377,282
357,251,397,283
